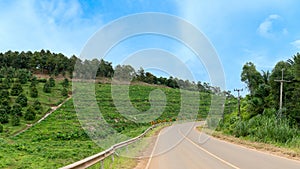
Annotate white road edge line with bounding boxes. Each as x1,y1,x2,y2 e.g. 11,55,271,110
178,129,240,169
145,129,162,169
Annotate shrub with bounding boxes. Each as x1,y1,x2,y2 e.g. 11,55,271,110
11,83,23,96
233,121,249,137
16,94,28,107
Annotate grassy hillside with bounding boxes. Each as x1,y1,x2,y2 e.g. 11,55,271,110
0,83,216,168
0,78,69,137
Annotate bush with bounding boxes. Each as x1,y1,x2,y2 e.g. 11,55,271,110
233,121,249,137
16,94,27,107
220,113,300,145
24,106,36,121
11,83,23,96
207,117,221,129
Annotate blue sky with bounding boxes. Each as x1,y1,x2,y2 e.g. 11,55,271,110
1,0,300,95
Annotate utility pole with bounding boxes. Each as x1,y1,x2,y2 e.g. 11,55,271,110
274,69,290,118
234,88,243,118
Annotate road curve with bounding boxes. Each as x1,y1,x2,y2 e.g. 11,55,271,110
146,122,300,169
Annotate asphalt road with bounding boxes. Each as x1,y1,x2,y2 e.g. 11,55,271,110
145,122,300,169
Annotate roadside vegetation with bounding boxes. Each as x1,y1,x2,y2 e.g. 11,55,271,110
217,53,300,153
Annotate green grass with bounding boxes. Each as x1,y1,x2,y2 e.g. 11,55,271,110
0,83,214,168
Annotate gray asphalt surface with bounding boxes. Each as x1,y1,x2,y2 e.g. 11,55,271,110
146,122,300,169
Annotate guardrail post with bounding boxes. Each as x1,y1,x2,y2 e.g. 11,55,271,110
100,160,104,169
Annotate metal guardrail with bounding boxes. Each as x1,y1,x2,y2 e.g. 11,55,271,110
60,125,156,169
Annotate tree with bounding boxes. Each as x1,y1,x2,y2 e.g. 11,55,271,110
30,86,38,98
114,65,136,81
241,62,263,95
61,78,69,88
10,83,23,96
1,78,11,89
11,104,22,116
136,67,145,81
269,61,293,110
11,114,20,126
30,76,38,87
16,94,27,107
0,99,11,114
17,69,31,84
0,108,9,124
0,124,3,133
0,89,9,99
33,100,42,113
61,87,68,97
24,106,36,121
43,81,51,93
97,59,114,77
49,77,55,87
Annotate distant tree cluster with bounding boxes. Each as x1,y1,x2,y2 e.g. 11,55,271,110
241,53,300,124
0,50,224,94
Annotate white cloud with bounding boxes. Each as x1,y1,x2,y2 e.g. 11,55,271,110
0,0,103,56
257,14,287,38
291,40,300,49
